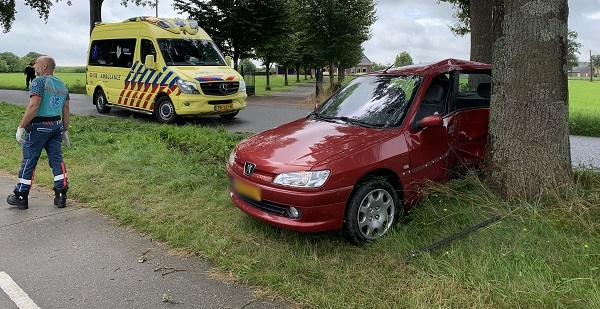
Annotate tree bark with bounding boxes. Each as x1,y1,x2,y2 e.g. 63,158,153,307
89,0,104,35
470,0,493,63
485,0,573,199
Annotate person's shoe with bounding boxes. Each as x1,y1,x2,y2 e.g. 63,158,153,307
53,187,68,208
7,191,29,210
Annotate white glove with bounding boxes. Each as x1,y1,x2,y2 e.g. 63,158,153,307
16,127,25,145
62,131,71,148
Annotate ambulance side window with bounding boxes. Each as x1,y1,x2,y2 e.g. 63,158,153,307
141,39,157,64
88,38,136,68
112,39,136,68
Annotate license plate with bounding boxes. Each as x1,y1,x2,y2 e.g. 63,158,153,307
214,104,233,111
233,178,261,201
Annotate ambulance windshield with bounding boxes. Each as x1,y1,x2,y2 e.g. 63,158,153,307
157,39,227,66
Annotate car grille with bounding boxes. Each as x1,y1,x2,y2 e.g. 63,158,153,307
200,82,239,96
235,193,288,217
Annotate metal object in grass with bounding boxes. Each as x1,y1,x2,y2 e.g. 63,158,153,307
405,215,502,260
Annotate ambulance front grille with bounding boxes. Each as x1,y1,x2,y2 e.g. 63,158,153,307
200,82,239,96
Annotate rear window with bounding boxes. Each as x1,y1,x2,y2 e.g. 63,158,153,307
88,39,136,68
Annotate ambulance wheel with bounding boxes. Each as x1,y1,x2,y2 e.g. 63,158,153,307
95,89,111,113
219,111,239,119
154,97,177,124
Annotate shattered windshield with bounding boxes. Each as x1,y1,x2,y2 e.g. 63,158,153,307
157,39,227,66
312,75,422,128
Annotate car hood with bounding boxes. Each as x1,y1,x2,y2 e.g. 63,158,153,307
235,118,394,173
169,66,242,83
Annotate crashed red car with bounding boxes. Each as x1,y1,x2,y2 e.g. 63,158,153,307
226,59,492,245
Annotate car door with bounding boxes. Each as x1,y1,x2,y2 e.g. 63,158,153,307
406,73,452,183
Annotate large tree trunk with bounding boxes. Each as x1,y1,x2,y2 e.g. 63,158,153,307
470,0,493,64
89,0,103,35
485,0,572,200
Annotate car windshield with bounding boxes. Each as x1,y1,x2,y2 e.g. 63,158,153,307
157,39,226,66
312,75,422,128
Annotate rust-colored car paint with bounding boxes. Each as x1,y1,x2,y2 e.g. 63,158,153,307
226,59,492,234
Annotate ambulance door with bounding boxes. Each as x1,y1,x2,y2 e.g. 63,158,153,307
111,38,138,108
133,38,160,111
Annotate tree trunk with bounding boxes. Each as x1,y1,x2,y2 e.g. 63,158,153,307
296,64,301,82
338,68,345,84
470,0,493,64
329,60,335,88
485,0,572,200
89,0,104,35
284,64,289,86
265,61,272,91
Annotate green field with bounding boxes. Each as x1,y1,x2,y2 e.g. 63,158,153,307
0,72,312,96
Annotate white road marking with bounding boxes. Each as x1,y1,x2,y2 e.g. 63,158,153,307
0,271,41,309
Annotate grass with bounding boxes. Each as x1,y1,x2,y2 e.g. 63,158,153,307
0,102,598,308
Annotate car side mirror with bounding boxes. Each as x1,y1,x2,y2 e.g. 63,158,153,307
225,55,232,67
412,114,443,131
145,55,155,70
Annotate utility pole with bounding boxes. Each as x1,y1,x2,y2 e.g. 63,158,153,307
590,50,594,82
156,0,158,18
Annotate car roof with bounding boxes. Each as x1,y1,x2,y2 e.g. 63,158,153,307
375,58,491,76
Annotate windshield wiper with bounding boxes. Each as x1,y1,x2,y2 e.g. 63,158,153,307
314,115,378,128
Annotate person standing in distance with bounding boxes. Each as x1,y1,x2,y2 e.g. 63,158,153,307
24,61,36,88
7,56,71,210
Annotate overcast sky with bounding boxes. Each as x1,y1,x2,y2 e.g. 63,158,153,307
0,0,598,67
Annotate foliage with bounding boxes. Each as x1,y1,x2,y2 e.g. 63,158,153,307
592,54,600,68
173,0,284,70
238,58,256,72
371,62,390,71
294,0,376,86
438,0,469,35
394,51,414,67
568,30,583,71
0,103,597,308
0,51,21,72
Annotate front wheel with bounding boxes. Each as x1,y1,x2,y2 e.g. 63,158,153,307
95,89,111,113
342,179,400,246
219,111,239,119
154,97,177,123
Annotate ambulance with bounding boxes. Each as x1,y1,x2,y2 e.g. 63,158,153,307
86,16,247,123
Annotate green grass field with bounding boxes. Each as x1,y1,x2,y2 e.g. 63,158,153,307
0,73,598,136
0,104,597,308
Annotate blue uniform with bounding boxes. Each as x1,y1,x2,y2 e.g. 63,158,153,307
14,75,70,192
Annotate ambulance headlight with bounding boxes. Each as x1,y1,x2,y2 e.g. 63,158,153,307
239,79,246,93
177,79,200,94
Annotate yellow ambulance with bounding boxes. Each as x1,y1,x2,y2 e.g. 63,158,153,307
86,16,247,123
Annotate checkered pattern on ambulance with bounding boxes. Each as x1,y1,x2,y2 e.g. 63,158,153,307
117,61,180,110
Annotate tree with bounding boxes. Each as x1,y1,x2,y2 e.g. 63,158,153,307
295,0,376,87
371,62,390,71
485,0,572,199
567,30,582,71
592,54,600,68
239,59,256,72
393,51,413,67
20,51,44,68
0,51,21,72
0,0,155,34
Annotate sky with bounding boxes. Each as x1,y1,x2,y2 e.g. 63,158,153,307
0,0,599,67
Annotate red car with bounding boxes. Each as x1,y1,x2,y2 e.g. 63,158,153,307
226,59,492,245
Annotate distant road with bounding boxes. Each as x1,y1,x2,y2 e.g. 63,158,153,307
0,88,598,168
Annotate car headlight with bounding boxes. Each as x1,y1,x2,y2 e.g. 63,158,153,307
177,79,200,94
272,170,330,188
238,79,246,93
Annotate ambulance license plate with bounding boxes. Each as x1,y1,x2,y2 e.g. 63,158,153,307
214,104,233,111
233,179,261,201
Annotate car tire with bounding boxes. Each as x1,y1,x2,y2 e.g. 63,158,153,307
154,97,177,123
342,178,400,246
95,89,111,113
219,111,239,119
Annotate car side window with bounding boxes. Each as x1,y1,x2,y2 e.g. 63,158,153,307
413,73,451,122
454,72,492,111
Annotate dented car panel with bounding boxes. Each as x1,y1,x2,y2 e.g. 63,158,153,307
226,58,492,245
